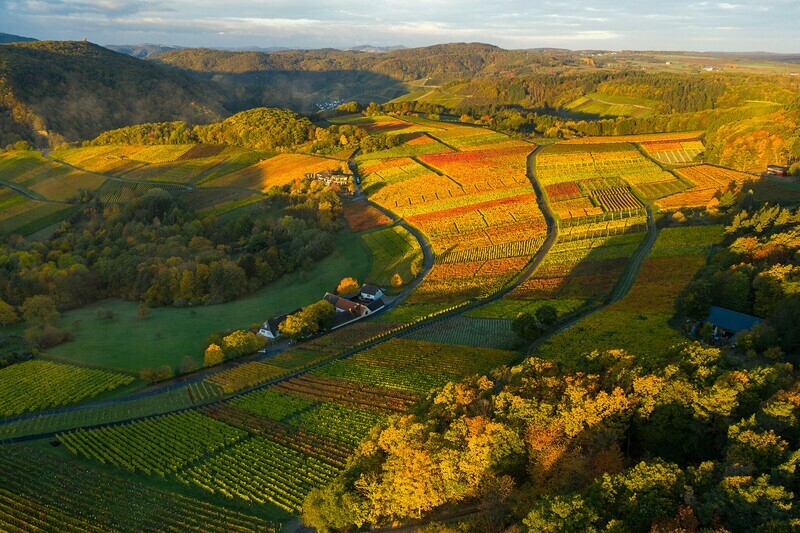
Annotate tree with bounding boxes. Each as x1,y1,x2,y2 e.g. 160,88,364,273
221,330,264,358
512,312,544,342
136,304,151,320
0,299,18,326
676,279,712,320
204,343,225,367
535,304,559,327
391,273,404,287
21,295,59,328
279,300,336,340
139,366,174,384
337,277,360,295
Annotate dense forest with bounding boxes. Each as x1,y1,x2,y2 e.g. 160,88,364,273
305,205,800,533
90,107,370,154
0,40,225,146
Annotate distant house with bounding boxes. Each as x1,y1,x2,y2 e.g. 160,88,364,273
707,306,762,338
359,284,384,301
306,170,350,186
767,165,790,176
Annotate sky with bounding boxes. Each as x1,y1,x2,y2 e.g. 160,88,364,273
1,0,799,52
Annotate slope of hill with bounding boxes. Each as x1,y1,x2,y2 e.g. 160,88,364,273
0,32,37,44
0,40,226,146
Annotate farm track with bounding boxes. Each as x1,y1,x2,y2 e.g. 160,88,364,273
0,181,59,203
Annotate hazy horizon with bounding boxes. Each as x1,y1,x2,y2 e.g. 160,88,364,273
2,0,800,54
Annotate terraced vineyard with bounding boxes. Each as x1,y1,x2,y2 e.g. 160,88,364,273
0,151,106,201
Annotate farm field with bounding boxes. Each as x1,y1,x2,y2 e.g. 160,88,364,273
0,186,75,236
200,153,345,191
639,138,705,165
0,445,279,530
403,315,518,349
566,92,660,118
537,224,724,366
361,224,423,288
0,150,106,201
354,120,547,305
655,164,754,209
535,142,681,220
0,359,134,418
47,230,372,372
342,200,391,231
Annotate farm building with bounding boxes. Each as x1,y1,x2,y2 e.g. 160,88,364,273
323,293,371,318
359,284,384,301
306,170,350,186
767,165,789,176
707,305,762,338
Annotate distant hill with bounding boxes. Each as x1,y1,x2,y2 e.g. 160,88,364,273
0,40,226,146
152,42,580,80
0,32,37,44
105,44,182,58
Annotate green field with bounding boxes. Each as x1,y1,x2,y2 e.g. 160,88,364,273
0,186,75,236
361,224,423,288
566,92,660,118
45,231,372,372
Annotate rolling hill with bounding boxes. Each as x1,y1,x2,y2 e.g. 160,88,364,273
0,40,226,146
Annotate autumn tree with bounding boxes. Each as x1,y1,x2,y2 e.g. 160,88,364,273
336,277,360,295
279,300,336,340
204,343,225,367
0,298,18,326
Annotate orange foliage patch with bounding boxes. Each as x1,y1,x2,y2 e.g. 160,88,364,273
206,154,343,192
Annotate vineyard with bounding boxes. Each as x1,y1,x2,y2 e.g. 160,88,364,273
639,138,705,165
200,153,344,192
0,360,134,418
0,446,277,531
95,179,187,203
655,164,753,209
535,142,682,221
0,151,106,201
539,224,724,365
403,315,519,349
0,187,74,236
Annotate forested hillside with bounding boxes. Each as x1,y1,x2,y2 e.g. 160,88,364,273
0,41,225,146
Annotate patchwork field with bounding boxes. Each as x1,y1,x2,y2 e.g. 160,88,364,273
0,186,75,236
536,142,684,215
640,138,705,165
355,121,546,303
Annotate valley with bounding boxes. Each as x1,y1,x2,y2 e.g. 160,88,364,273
0,35,799,533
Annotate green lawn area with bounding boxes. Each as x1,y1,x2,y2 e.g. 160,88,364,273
45,231,372,372
360,225,423,289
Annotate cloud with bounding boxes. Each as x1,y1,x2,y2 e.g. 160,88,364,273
0,0,798,51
